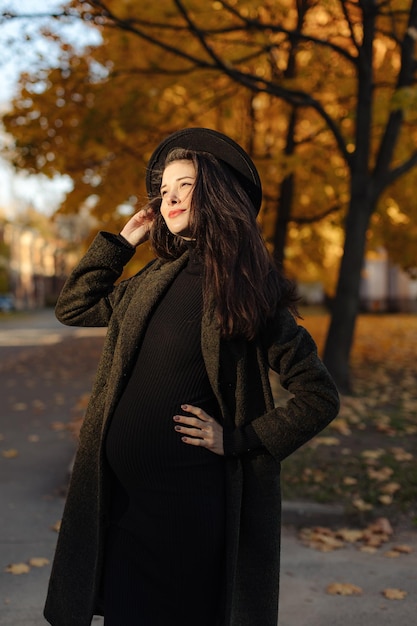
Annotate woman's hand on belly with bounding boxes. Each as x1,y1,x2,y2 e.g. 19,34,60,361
173,405,224,456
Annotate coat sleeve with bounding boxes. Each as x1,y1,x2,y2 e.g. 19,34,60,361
55,231,153,327
251,307,340,462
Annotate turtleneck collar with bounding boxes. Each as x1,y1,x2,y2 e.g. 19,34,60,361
183,240,203,276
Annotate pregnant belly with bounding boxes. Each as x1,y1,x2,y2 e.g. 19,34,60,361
105,394,224,495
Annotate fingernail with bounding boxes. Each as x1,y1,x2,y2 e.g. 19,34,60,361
174,425,181,431
181,404,188,410
173,415,180,421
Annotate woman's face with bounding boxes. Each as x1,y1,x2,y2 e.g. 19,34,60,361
160,160,196,239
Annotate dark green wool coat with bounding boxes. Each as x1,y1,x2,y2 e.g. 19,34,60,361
44,232,339,626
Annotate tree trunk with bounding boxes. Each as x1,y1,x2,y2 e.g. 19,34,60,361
323,192,373,394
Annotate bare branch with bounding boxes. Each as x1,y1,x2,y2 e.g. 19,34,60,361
386,149,417,184
372,0,417,188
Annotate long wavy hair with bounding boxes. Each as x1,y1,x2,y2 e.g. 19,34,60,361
148,148,298,340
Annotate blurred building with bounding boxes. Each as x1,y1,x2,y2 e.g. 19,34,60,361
0,220,72,309
360,248,417,313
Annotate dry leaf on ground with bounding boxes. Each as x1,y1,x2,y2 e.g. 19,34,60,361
309,436,340,448
51,520,61,533
300,518,395,553
28,557,50,568
2,448,18,459
11,402,28,411
382,588,407,600
326,582,363,596
384,550,401,558
352,498,373,512
392,544,413,554
5,562,30,575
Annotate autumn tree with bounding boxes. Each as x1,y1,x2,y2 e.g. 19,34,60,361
2,0,417,392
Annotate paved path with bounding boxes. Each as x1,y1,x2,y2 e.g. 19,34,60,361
0,309,416,625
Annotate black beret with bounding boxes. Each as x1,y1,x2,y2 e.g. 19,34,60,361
146,127,262,214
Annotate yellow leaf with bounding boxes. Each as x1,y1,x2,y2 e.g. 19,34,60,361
367,466,393,481
369,517,393,535
343,476,358,486
299,527,344,551
359,545,378,554
51,520,61,533
391,447,413,462
310,436,340,448
326,582,363,596
2,449,19,459
335,529,363,543
28,557,50,568
329,418,351,435
11,403,28,411
384,550,401,558
382,588,407,600
361,449,385,460
380,482,401,495
378,495,393,505
392,544,413,554
352,498,373,511
5,562,30,575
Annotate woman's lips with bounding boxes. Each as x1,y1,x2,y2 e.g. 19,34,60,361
168,209,186,218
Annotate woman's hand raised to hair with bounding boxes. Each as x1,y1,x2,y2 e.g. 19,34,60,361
173,404,224,456
119,204,156,248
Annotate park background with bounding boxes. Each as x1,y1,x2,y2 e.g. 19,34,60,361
0,0,416,529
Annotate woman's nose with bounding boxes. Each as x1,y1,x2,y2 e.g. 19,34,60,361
166,191,178,205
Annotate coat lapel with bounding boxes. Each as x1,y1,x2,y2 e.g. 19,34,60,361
201,306,221,402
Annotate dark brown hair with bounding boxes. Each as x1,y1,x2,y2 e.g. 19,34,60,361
149,148,298,340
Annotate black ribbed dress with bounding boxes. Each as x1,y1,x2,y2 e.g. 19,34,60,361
104,249,226,626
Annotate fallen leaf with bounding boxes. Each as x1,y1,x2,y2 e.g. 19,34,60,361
32,399,46,411
11,402,28,411
378,495,393,505
359,545,378,554
335,529,363,543
380,482,401,495
5,562,30,575
2,449,19,459
28,557,50,568
51,520,61,533
352,498,373,512
326,582,363,596
392,544,413,554
382,588,407,600
310,436,340,448
343,476,358,486
369,517,393,535
367,466,393,481
361,449,385,461
391,447,413,462
384,550,401,558
50,421,66,431
299,527,344,552
329,418,352,435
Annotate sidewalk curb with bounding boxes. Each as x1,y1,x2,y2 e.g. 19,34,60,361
282,500,346,528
